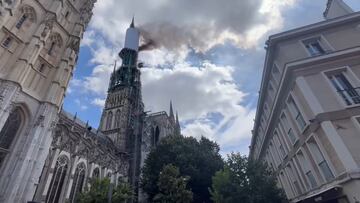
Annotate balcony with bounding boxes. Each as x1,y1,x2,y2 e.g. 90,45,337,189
337,87,360,106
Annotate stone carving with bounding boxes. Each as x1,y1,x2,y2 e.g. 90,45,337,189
41,13,56,38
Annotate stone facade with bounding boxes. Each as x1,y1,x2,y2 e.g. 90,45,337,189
250,1,360,203
0,0,95,202
0,1,181,203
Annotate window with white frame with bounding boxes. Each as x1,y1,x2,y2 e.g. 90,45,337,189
272,64,281,84
286,164,302,196
269,142,281,166
287,96,307,130
297,152,317,189
307,140,334,182
303,37,326,56
280,114,297,144
274,132,286,159
327,71,360,106
280,171,294,198
268,82,275,100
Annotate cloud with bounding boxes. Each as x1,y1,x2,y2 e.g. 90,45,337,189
90,0,297,52
92,98,106,108
70,0,325,154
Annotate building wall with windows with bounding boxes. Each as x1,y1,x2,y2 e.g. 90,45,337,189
250,1,360,203
0,0,96,202
33,111,128,203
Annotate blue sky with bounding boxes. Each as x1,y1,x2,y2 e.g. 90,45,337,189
63,0,359,155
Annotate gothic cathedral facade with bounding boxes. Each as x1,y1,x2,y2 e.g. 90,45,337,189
0,1,180,203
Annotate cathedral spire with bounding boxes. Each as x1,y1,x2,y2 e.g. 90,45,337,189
174,111,181,136
130,16,135,28
169,100,175,121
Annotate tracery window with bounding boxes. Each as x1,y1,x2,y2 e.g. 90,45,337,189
69,162,86,203
45,33,63,56
115,110,121,128
155,126,160,145
106,111,113,130
16,5,36,29
46,156,69,203
0,108,23,168
92,167,100,179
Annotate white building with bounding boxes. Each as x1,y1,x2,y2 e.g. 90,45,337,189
250,1,360,203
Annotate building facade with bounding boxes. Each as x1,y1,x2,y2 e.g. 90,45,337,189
0,0,96,202
250,1,360,203
0,1,181,203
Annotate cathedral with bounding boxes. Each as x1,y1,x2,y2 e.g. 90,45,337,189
0,1,180,203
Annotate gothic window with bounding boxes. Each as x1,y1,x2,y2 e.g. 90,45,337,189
45,33,63,56
115,110,121,128
155,126,160,145
150,127,155,147
2,36,12,48
92,167,100,179
69,162,86,203
106,111,113,130
46,155,69,203
0,108,23,168
16,5,36,29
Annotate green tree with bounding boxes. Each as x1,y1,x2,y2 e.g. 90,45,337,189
210,153,286,203
79,178,133,203
141,136,223,203
154,164,193,203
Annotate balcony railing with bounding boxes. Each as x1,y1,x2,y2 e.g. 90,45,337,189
337,87,360,106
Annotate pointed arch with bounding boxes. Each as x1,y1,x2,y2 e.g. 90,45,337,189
92,167,100,179
155,126,160,146
115,110,121,128
69,162,86,203
0,107,26,168
46,155,69,203
106,111,113,130
150,127,155,147
17,4,36,25
45,32,63,56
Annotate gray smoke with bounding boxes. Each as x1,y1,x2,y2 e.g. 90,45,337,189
92,0,265,52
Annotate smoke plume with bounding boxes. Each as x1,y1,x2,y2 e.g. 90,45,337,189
92,0,294,52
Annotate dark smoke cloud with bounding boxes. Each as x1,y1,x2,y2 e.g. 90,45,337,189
92,0,273,52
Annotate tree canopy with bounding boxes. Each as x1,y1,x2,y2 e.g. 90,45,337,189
210,153,286,203
153,164,193,203
141,135,223,203
79,178,133,203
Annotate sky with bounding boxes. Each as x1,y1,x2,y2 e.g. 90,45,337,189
64,0,360,156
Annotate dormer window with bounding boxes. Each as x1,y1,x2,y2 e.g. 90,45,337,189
303,37,326,56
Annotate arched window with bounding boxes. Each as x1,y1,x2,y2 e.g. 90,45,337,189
106,111,113,130
46,155,69,203
0,108,23,168
92,167,100,179
16,5,36,29
150,127,155,147
69,162,86,203
115,110,121,128
45,33,63,56
155,126,160,145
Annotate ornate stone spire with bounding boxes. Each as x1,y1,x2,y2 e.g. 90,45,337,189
169,101,175,122
175,111,181,135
